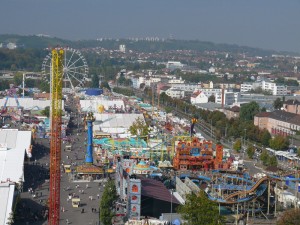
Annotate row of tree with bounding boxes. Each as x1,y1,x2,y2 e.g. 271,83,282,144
157,91,276,147
113,87,135,97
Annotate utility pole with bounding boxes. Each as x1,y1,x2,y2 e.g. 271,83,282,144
267,179,270,215
210,119,213,140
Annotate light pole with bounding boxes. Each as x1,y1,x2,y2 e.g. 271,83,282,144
210,119,213,140
243,129,247,147
170,189,173,224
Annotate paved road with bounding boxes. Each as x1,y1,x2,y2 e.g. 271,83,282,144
15,96,104,225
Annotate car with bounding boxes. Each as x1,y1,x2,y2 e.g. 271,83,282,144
2,124,10,128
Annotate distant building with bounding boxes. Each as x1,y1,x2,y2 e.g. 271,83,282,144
283,99,300,115
166,61,184,70
254,110,300,136
119,44,126,53
240,79,287,95
170,83,201,92
168,76,184,84
190,90,208,104
165,88,185,99
191,88,239,106
7,42,17,50
223,106,240,119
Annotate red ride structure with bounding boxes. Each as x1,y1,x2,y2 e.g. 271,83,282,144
48,49,64,225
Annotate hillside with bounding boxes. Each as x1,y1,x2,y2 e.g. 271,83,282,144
0,34,287,56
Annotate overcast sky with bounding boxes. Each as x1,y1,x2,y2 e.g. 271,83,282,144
1,0,300,52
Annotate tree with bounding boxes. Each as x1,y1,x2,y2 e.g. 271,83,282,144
99,180,118,225
100,81,111,91
117,76,126,86
25,78,36,88
268,155,278,167
239,101,260,121
273,97,283,109
128,117,150,137
269,135,289,150
208,95,215,102
41,106,50,118
91,74,99,88
39,80,50,93
13,72,23,86
259,129,271,147
177,191,225,225
246,145,255,159
260,150,269,166
277,208,300,225
233,139,242,152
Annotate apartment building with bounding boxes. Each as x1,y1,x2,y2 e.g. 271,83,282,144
165,88,185,99
254,110,300,136
241,80,287,95
283,99,300,115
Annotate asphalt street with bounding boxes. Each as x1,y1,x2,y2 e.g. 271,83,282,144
14,97,105,225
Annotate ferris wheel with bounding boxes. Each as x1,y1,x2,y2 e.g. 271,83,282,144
42,47,89,91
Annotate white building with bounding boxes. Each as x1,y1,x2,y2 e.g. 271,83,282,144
165,88,185,99
191,89,239,106
208,67,216,73
170,83,202,92
0,129,32,225
80,97,125,112
166,61,184,70
215,92,239,106
190,91,208,104
93,113,144,138
168,76,185,84
241,80,287,95
0,97,55,110
119,44,126,53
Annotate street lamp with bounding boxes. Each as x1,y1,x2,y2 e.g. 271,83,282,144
243,129,247,147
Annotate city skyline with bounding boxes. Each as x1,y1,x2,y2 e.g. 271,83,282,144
1,0,300,52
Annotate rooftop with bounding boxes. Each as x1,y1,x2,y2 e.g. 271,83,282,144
139,177,180,204
0,129,32,183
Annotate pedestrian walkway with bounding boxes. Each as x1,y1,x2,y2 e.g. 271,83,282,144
15,96,104,225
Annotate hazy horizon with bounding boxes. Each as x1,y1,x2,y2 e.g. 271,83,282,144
1,0,300,52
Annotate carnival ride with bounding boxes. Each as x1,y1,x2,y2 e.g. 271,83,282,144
172,137,229,171
42,47,88,92
48,49,64,225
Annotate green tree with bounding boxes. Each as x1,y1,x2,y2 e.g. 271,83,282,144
259,129,271,147
177,191,225,225
273,97,283,109
39,80,50,93
13,72,23,86
91,74,99,88
246,145,255,159
269,135,289,150
128,117,150,137
268,155,278,167
208,95,215,102
25,78,36,88
239,101,260,121
233,139,242,152
260,150,269,166
0,79,10,91
100,81,111,91
41,106,50,118
99,180,118,225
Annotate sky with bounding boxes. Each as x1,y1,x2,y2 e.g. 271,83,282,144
1,0,300,52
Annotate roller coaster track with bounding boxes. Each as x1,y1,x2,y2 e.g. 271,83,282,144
207,176,268,204
224,176,268,202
